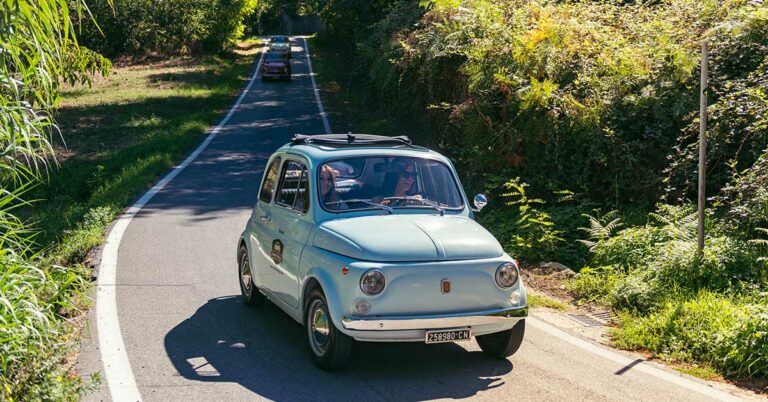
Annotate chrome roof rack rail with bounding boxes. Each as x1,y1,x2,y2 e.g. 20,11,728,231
291,133,413,147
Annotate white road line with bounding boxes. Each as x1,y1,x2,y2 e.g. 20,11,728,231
303,37,332,134
527,318,742,401
96,43,267,402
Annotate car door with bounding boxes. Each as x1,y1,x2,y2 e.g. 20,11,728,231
249,156,282,292
263,158,313,309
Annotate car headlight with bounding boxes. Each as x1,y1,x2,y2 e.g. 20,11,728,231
495,262,519,288
360,269,386,295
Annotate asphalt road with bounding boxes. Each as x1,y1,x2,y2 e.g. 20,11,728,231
78,37,747,402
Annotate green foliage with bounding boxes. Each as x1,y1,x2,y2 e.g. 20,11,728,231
577,204,766,299
724,150,768,232
74,0,258,56
613,291,768,379
566,265,621,304
0,1,110,398
353,0,748,204
665,7,768,206
567,203,768,378
1,0,110,184
577,210,623,252
751,228,768,262
0,253,95,400
500,178,564,261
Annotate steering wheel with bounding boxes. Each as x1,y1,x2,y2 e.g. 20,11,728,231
413,192,440,205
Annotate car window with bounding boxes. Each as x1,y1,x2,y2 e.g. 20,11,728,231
318,156,464,212
276,160,309,213
259,157,281,203
265,53,285,61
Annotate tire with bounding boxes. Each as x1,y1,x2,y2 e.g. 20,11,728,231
304,288,352,370
238,245,266,308
476,320,525,359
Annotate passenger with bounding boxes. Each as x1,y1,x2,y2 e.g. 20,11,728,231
320,165,347,210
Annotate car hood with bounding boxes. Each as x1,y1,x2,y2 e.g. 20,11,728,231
313,215,504,262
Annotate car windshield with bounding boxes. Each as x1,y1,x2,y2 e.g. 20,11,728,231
318,156,464,212
265,53,285,62
271,36,289,43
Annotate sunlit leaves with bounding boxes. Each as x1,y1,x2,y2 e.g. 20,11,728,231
1,0,111,184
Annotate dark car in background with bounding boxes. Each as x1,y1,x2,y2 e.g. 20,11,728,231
262,51,291,82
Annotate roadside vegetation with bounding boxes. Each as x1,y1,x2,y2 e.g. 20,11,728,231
291,0,768,384
1,0,257,399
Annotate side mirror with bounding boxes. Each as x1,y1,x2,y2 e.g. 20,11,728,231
473,193,488,212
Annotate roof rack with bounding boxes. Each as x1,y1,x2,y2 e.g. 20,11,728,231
291,133,413,147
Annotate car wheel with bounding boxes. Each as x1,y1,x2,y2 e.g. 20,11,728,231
238,245,266,308
304,288,352,370
476,320,525,359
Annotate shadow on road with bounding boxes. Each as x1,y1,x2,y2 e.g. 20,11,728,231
165,296,513,401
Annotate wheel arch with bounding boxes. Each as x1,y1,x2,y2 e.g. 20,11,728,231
299,269,345,329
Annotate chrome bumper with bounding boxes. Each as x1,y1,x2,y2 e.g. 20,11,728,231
341,305,528,331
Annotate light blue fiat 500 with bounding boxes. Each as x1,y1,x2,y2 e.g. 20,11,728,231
237,134,527,370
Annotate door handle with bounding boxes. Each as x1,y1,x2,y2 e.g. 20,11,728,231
278,228,285,235
259,215,271,222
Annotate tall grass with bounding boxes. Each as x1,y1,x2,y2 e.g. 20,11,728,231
0,1,109,399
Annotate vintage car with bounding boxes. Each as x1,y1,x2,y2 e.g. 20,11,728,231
262,51,291,81
237,134,527,370
268,35,291,58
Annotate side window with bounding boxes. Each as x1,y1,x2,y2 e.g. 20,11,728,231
276,160,309,213
259,157,281,203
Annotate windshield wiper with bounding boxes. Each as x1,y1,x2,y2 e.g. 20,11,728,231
326,199,393,214
385,196,445,216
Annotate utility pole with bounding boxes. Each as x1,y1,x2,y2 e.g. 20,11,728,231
698,41,708,253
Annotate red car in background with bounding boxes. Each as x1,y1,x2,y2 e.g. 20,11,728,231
262,51,291,82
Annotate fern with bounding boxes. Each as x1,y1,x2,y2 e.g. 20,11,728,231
649,211,698,242
577,210,623,252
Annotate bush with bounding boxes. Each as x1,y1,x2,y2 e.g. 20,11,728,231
613,291,767,379
75,0,258,56
0,253,94,400
566,266,621,304
591,226,664,272
609,274,663,312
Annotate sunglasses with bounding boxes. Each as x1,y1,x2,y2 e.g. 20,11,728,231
399,171,417,179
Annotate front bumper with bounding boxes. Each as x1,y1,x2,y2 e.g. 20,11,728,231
341,305,528,331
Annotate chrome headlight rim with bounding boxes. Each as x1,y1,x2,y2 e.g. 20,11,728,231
495,262,520,288
360,268,386,296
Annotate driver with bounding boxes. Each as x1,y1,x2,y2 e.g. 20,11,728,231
376,162,422,206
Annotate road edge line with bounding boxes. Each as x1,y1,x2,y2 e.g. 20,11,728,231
527,317,741,401
303,37,332,134
95,43,267,402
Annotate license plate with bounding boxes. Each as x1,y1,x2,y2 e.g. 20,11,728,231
425,328,471,344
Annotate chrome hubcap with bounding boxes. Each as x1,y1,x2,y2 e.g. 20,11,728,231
240,254,252,296
308,300,330,356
